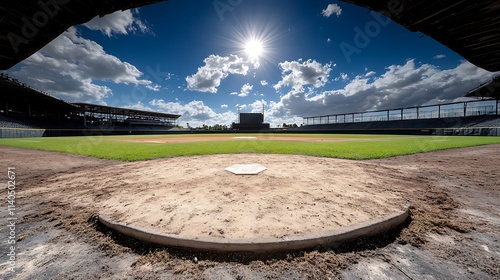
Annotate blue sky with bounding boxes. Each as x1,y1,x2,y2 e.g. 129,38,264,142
7,0,499,127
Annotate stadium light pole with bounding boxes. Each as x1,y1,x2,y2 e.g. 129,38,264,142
237,104,241,123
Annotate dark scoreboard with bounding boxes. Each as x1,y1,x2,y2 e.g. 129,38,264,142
240,113,264,124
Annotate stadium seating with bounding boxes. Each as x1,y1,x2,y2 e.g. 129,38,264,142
0,115,39,129
297,115,500,132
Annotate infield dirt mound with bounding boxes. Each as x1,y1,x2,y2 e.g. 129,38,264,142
34,154,408,242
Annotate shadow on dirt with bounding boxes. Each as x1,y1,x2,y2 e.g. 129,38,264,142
90,213,412,264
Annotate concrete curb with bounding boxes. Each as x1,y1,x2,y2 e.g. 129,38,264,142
99,206,410,253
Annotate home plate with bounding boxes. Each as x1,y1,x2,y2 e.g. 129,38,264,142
225,164,267,175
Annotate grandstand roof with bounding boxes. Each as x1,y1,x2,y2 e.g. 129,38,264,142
466,75,500,100
0,0,167,70
0,74,75,110
0,74,180,119
73,103,181,120
1,1,500,71
341,0,500,72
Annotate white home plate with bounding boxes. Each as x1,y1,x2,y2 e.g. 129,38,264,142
225,164,267,175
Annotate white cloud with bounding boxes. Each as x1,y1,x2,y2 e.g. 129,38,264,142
230,99,300,127
83,9,150,37
247,100,267,112
8,27,153,103
322,4,342,18
260,80,268,86
334,72,349,81
365,71,376,77
149,99,238,127
238,83,253,97
125,101,154,111
129,97,303,128
434,54,446,59
136,97,304,128
274,59,332,91
125,60,498,129
186,54,259,93
230,92,238,95
268,59,499,120
165,73,176,80
146,84,161,92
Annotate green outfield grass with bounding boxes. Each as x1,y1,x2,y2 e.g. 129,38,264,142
1,134,499,161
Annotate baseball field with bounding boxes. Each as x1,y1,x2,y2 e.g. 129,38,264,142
1,133,500,160
1,133,500,279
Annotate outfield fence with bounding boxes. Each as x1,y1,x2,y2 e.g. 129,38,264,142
434,127,500,136
0,128,45,138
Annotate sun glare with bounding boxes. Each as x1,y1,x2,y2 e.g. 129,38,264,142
222,17,283,66
244,39,264,58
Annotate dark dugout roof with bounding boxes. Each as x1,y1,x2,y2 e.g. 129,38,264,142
340,0,500,72
0,0,167,70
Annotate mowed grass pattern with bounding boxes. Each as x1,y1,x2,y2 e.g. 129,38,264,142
1,134,500,161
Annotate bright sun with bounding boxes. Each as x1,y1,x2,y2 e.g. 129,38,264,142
244,39,264,58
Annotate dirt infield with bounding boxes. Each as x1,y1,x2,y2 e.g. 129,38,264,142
95,154,406,242
1,145,499,279
121,135,370,143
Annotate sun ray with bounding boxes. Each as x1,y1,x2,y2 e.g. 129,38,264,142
215,14,287,76
244,38,264,58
